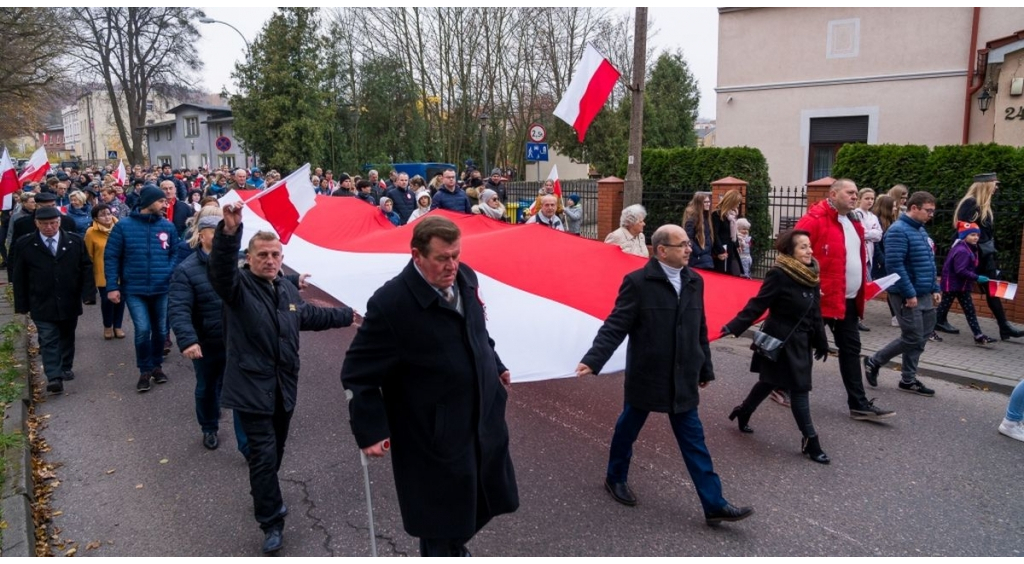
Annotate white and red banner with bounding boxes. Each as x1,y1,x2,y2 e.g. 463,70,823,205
112,159,127,186
17,146,50,184
553,44,622,143
864,273,900,302
241,163,318,244
989,280,1018,300
0,148,20,211
228,191,762,383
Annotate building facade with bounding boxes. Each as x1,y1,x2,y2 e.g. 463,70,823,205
143,103,247,171
716,8,1024,187
74,89,178,166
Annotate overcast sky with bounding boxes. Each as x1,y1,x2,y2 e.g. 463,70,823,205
195,7,719,119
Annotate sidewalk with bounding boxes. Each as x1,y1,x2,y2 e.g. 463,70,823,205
857,297,1024,394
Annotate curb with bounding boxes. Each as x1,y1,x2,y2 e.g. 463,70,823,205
1,309,34,557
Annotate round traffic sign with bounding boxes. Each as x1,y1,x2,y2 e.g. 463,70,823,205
528,123,547,143
215,136,232,152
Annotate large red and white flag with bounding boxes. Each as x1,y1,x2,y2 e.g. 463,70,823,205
553,44,622,142
0,148,20,211
232,191,762,383
17,146,50,184
864,273,900,301
112,159,127,186
242,163,318,244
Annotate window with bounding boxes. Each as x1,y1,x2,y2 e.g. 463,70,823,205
146,100,154,111
218,154,236,169
167,127,173,141
217,125,225,138
158,156,172,167
185,116,200,138
154,128,160,142
200,153,208,168
181,154,188,169
807,115,868,182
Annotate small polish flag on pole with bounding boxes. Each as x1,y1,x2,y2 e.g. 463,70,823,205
553,44,621,143
864,273,900,301
0,148,20,211
241,163,318,244
989,280,1018,300
112,159,127,186
18,146,50,184
548,164,561,197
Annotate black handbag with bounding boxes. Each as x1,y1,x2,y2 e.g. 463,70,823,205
750,300,815,362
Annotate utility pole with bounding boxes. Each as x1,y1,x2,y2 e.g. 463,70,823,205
623,7,647,207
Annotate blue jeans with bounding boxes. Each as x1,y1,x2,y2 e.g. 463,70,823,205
193,350,248,455
1006,380,1024,422
124,293,167,373
607,402,727,513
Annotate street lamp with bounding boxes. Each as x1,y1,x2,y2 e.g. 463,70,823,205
479,112,489,177
978,86,993,114
198,17,251,53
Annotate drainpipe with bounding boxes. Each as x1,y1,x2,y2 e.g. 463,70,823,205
963,7,983,145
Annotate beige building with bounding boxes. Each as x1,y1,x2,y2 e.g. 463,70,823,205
716,8,1024,187
74,89,179,165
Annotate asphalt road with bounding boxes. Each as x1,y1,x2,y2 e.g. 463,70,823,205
36,284,1024,557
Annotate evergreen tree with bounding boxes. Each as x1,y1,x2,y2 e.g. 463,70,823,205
230,8,330,173
643,50,700,149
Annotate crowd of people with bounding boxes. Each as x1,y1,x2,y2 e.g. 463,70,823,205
5,158,1024,555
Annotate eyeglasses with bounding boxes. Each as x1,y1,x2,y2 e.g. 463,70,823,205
661,242,688,248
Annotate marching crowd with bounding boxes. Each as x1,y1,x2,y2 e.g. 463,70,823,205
4,158,1023,555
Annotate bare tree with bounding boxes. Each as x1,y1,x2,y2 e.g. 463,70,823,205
67,8,204,164
0,8,71,142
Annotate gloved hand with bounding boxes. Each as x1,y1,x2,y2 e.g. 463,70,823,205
814,348,829,362
977,275,990,284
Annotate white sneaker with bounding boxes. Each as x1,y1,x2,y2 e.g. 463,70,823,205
998,418,1024,443
891,316,899,327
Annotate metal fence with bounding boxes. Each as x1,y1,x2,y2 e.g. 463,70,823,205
503,179,600,239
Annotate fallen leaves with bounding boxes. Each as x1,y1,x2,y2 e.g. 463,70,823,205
105,468,116,475
159,458,169,464
85,540,101,551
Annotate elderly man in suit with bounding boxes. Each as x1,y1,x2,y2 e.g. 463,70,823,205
12,206,95,393
342,215,518,557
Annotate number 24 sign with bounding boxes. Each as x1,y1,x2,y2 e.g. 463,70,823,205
1005,107,1024,120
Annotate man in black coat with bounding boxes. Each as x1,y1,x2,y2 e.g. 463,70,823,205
576,224,753,527
160,180,194,237
8,191,79,280
12,206,95,394
385,172,416,224
342,216,518,557
209,202,357,555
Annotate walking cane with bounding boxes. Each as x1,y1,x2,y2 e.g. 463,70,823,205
346,390,388,557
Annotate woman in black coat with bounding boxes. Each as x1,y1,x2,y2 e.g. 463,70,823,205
721,229,831,464
710,189,743,275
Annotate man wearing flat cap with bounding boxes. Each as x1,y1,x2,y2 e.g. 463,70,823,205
12,205,95,394
8,191,78,280
104,185,180,393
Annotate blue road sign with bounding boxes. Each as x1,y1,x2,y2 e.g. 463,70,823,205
526,142,549,162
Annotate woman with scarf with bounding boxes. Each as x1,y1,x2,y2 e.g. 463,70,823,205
471,189,506,221
84,204,126,340
711,189,743,275
721,229,831,464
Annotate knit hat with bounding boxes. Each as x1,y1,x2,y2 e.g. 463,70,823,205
337,173,351,183
479,189,498,203
568,194,580,205
957,221,981,240
490,168,502,176
138,185,166,210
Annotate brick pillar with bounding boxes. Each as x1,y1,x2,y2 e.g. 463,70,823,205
806,176,834,210
597,176,624,241
710,176,749,216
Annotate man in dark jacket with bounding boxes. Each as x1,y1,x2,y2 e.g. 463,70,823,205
864,191,941,397
211,202,356,555
104,185,180,393
430,169,472,214
342,216,518,556
160,180,194,237
385,172,416,224
8,191,79,280
482,168,507,203
12,206,95,393
576,224,753,527
158,164,187,201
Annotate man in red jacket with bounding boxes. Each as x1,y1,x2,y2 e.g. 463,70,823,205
796,179,895,421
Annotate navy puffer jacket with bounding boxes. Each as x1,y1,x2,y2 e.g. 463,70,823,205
884,214,939,298
103,211,179,296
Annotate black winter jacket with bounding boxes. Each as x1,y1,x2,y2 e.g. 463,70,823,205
12,230,96,322
168,248,224,352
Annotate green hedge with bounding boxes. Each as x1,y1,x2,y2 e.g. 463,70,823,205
639,147,772,269
832,143,1024,280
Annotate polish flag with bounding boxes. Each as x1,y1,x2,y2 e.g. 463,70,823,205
233,190,762,383
553,44,621,142
18,146,50,184
548,165,562,197
989,280,1018,300
112,159,127,186
864,273,900,301
242,163,318,244
0,148,20,211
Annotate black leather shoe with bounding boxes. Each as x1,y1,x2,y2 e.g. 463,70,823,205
62,370,75,381
857,322,870,332
801,435,831,465
262,528,283,554
202,431,219,450
705,503,754,526
1000,325,1024,340
604,479,637,506
728,406,754,433
46,379,64,393
934,320,960,334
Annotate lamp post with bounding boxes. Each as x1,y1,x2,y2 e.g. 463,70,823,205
978,87,992,114
479,112,489,177
198,17,251,53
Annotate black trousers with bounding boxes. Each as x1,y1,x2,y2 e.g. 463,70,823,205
740,381,817,438
420,537,471,557
35,318,78,382
236,390,293,532
825,298,870,410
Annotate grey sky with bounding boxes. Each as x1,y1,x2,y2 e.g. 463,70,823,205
195,7,719,119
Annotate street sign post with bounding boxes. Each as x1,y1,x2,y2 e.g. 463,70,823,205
528,123,547,143
215,136,232,152
107,150,117,160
